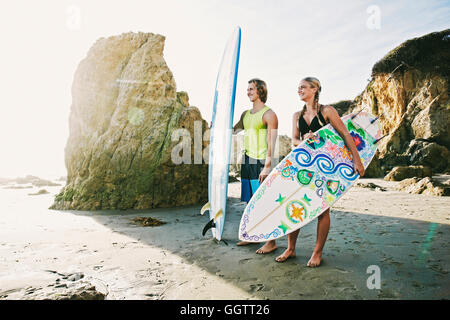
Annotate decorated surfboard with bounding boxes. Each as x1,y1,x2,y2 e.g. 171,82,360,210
238,110,383,242
201,26,241,241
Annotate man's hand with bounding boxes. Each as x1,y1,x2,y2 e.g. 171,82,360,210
259,166,271,183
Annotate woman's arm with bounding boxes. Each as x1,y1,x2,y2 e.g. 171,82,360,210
322,106,365,176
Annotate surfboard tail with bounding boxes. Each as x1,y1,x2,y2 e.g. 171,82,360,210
351,110,384,142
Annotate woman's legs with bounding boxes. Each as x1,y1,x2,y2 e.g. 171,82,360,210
307,208,330,267
239,208,330,266
275,229,299,262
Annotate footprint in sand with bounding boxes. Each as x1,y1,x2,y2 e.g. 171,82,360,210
333,268,350,274
249,283,265,293
238,258,252,265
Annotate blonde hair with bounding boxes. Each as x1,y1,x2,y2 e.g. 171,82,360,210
300,77,322,118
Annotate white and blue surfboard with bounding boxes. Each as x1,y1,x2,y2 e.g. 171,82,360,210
201,26,241,241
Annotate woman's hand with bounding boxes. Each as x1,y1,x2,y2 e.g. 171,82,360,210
353,159,365,177
303,130,315,141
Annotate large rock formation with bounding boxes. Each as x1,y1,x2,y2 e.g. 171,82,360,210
345,29,450,177
51,32,208,210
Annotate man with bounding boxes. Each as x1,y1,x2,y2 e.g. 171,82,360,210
233,78,278,254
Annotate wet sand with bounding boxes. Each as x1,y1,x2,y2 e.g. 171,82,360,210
0,178,449,299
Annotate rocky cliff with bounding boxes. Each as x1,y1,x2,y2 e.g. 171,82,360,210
345,29,450,177
51,32,208,210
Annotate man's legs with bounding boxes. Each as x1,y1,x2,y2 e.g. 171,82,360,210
255,240,277,254
237,155,277,253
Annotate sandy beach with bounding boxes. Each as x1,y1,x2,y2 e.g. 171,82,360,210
0,177,449,300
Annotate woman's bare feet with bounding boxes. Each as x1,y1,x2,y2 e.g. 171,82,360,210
275,248,296,262
236,241,251,246
306,251,322,267
255,240,277,254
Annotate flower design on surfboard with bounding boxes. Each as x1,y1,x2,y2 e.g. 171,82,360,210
350,131,366,151
285,200,308,224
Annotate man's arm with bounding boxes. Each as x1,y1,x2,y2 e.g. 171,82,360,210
259,110,278,182
292,111,302,147
233,111,246,134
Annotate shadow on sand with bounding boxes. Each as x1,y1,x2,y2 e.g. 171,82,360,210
62,196,450,300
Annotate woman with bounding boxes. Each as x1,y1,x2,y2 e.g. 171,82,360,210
274,77,365,267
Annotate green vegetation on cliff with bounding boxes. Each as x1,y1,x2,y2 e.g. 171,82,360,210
372,29,450,78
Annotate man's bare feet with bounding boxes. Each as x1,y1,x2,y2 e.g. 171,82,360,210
306,251,322,267
275,248,296,262
255,241,277,254
237,241,251,246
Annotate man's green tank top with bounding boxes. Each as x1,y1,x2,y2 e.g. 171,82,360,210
243,106,270,160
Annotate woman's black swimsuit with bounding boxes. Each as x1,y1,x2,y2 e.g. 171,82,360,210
298,108,327,139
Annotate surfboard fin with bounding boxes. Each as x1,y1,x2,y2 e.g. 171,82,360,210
202,209,223,236
351,108,366,120
214,238,229,246
370,113,383,124
374,134,388,144
200,202,210,215
202,219,215,236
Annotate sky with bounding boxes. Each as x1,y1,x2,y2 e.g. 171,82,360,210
0,0,448,179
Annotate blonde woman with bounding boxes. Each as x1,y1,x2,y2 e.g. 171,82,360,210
275,77,365,267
